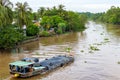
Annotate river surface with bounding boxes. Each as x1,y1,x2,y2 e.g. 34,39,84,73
1,21,120,80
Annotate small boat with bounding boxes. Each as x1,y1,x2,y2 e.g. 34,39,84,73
9,55,74,78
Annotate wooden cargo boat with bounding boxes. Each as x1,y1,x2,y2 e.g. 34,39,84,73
9,55,74,78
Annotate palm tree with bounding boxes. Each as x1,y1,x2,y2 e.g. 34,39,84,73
37,7,45,18
15,2,32,28
53,6,57,10
58,4,64,10
58,4,65,17
0,0,13,8
0,0,13,27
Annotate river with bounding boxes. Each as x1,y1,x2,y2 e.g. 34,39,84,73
1,21,120,80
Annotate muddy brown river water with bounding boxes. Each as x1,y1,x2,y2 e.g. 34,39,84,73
1,21,120,80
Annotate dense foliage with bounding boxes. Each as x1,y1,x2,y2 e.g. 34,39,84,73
15,2,32,28
104,6,120,24
0,1,87,49
58,23,66,33
85,6,120,24
0,25,24,49
0,0,13,27
66,11,87,31
39,6,87,32
40,15,65,30
26,25,39,36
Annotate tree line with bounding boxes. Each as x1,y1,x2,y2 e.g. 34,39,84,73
84,6,120,24
0,0,87,49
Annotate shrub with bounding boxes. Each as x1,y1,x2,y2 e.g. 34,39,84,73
26,25,39,36
56,29,63,34
0,25,24,49
39,31,50,37
58,23,66,33
40,15,66,30
66,11,87,32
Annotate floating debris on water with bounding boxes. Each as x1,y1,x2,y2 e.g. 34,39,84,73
103,38,110,43
93,43,102,46
104,38,109,41
89,50,94,53
118,61,120,64
100,33,103,35
65,47,72,53
80,50,84,53
89,45,100,51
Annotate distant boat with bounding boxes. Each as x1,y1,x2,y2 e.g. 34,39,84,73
9,55,74,78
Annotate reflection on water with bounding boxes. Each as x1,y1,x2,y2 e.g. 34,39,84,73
1,21,120,80
21,41,40,52
106,23,120,37
39,32,78,45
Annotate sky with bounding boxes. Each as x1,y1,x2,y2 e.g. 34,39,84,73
10,0,120,13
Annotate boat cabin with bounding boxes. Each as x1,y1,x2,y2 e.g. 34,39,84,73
9,58,45,77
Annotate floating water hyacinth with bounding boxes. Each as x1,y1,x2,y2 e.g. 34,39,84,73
80,50,84,52
104,38,109,41
89,45,99,51
65,47,72,53
100,33,104,35
89,50,94,53
118,61,120,64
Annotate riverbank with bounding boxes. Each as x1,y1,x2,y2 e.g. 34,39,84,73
19,31,80,46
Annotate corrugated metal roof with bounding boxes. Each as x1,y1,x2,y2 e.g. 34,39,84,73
9,61,33,66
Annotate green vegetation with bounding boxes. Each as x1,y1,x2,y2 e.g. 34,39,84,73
0,25,24,49
65,47,72,53
0,0,87,49
84,6,120,24
40,15,65,31
40,7,87,32
80,50,84,53
0,0,13,27
118,61,120,64
15,2,32,28
103,6,120,24
39,31,50,37
26,25,39,36
66,11,86,31
89,45,99,51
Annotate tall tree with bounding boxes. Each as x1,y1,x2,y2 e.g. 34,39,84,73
38,7,45,18
58,4,65,17
0,0,13,27
58,4,64,11
15,2,32,28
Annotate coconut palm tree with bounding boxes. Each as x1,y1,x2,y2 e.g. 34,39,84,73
38,7,45,18
0,0,13,8
58,4,65,17
58,4,64,11
53,6,57,10
0,0,13,27
15,2,32,28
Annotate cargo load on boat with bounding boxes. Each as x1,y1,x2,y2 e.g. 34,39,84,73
9,55,74,78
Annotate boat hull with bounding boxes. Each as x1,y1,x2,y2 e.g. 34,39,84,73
10,55,74,78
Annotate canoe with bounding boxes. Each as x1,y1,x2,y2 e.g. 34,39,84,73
9,55,74,78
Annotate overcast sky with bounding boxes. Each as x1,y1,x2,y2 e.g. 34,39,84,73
10,0,120,13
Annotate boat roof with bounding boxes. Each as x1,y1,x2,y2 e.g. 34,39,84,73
9,61,33,67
